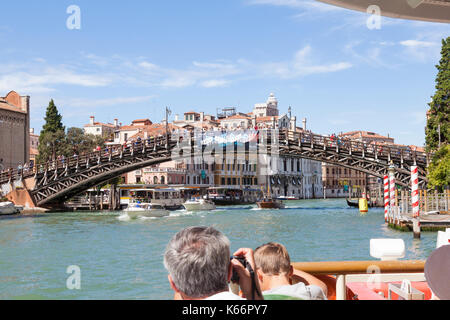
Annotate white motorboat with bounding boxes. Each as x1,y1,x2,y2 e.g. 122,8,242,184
183,198,216,211
123,202,169,218
0,202,20,215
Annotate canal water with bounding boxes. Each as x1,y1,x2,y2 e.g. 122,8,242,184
0,199,437,300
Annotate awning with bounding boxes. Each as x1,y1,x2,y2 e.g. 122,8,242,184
316,0,450,23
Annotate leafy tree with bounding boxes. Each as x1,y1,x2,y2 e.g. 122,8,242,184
64,127,105,156
426,37,449,152
427,145,450,191
426,37,449,190
37,100,66,163
42,99,65,134
37,129,66,163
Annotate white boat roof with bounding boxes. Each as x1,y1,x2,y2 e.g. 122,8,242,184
317,0,450,23
128,188,179,192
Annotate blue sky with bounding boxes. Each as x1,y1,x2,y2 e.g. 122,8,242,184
0,0,448,146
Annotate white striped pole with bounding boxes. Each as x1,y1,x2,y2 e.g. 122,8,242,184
411,166,419,218
411,166,421,238
383,175,389,222
389,167,396,224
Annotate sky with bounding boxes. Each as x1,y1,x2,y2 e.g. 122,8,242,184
0,0,449,146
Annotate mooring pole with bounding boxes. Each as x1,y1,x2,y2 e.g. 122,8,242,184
411,166,420,239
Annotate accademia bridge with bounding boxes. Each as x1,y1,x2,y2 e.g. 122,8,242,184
0,129,429,208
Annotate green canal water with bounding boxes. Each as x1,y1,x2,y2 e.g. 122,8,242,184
0,199,437,300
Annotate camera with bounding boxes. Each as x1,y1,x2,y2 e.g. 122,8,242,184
230,255,247,283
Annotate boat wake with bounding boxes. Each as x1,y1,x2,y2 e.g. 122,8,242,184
117,213,131,221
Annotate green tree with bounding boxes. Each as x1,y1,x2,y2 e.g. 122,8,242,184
426,37,449,152
37,129,66,163
426,37,450,190
37,100,66,163
42,99,65,134
427,145,450,191
64,127,105,156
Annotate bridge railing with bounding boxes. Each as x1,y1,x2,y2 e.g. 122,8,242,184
0,129,429,186
282,130,427,165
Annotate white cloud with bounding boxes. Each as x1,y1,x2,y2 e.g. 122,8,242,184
399,39,441,62
65,95,155,108
400,40,437,48
260,45,352,78
0,64,112,94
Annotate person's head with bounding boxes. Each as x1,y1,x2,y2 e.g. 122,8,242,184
254,242,293,291
164,226,232,299
425,245,450,300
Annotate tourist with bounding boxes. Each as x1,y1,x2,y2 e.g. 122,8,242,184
164,226,264,300
254,242,327,300
0,158,4,172
424,245,450,300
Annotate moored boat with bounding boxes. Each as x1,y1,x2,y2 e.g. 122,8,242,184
0,201,21,215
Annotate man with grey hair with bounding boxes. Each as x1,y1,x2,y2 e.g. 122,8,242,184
164,226,263,300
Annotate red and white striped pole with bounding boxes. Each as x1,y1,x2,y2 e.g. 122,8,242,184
383,175,389,222
389,165,396,224
411,166,421,238
411,166,420,218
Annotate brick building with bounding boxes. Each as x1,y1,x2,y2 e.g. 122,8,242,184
0,91,30,170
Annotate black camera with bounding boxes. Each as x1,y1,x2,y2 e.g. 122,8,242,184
230,255,247,283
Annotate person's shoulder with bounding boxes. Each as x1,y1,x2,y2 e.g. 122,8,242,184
204,291,245,300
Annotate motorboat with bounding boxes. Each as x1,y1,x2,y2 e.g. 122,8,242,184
182,198,216,211
0,202,21,215
123,202,169,218
257,197,285,209
119,187,184,210
257,173,285,209
207,187,262,206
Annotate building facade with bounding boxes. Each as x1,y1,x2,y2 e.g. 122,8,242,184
0,91,30,171
322,130,395,198
84,116,119,140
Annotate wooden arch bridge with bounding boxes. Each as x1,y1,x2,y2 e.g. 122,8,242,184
0,130,429,208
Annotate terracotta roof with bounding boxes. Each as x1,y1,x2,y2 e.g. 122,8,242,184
0,101,26,114
132,118,152,123
340,131,393,140
84,122,116,128
119,124,152,131
220,114,251,121
128,123,182,140
256,116,279,122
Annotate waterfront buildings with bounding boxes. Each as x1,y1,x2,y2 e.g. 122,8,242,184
0,91,30,170
93,93,323,199
29,128,39,164
322,131,395,198
83,116,120,139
